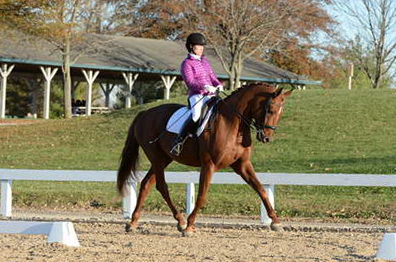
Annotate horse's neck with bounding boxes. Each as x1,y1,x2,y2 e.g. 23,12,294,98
215,89,255,136
212,89,256,147
224,88,258,116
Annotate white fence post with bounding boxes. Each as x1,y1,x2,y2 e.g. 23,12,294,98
1,180,12,217
122,182,137,219
186,183,195,215
260,184,275,225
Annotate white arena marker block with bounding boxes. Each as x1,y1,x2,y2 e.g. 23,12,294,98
376,233,396,260
260,184,275,225
48,222,80,247
0,221,80,247
122,182,137,219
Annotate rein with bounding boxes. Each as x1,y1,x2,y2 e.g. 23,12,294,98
219,90,279,138
149,88,281,144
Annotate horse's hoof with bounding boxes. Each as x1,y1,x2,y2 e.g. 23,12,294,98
270,223,283,232
125,223,137,233
182,230,193,237
181,226,196,237
177,223,187,232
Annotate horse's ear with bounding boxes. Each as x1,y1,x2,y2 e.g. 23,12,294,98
274,88,283,97
283,90,293,97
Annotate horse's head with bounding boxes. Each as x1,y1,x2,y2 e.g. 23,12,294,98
252,88,292,143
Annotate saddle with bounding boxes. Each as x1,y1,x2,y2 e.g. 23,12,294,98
166,97,221,137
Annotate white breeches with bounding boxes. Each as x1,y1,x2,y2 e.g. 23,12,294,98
189,94,214,122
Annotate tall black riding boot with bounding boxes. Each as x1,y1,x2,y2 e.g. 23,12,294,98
170,117,197,156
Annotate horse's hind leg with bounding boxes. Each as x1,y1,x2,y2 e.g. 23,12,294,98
184,163,215,236
153,165,187,232
126,168,156,232
231,160,281,229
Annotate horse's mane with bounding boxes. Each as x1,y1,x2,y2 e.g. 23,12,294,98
223,82,277,102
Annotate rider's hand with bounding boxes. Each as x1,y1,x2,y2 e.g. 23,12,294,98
216,85,224,91
204,85,217,93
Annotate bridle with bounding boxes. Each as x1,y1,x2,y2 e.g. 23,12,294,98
221,92,282,142
254,94,283,142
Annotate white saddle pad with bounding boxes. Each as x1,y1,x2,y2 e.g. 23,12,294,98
166,106,214,137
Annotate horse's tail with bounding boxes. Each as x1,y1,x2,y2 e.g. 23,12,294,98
117,112,143,195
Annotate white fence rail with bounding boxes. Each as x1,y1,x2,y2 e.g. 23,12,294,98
1,169,396,224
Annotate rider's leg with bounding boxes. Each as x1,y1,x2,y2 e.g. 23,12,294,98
170,94,210,156
190,94,213,122
170,117,198,156
170,94,204,156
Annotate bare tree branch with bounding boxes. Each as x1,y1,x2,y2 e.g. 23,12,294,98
337,0,396,88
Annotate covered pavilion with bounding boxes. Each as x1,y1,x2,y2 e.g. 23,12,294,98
0,32,320,119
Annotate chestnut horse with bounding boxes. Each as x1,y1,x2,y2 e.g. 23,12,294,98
117,83,292,235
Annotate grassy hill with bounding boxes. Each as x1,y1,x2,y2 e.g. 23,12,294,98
1,88,395,222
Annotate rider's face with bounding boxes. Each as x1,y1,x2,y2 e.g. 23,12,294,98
192,45,204,56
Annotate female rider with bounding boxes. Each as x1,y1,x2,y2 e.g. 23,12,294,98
170,33,223,156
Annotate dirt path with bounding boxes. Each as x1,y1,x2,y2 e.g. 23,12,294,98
0,222,385,262
0,209,393,261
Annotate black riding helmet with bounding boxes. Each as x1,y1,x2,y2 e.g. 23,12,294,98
186,33,206,53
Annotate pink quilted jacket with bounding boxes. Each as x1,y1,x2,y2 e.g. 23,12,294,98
180,54,221,97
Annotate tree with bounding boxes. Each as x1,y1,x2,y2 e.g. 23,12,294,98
2,0,88,118
197,0,336,89
120,0,334,90
336,0,396,89
1,0,127,118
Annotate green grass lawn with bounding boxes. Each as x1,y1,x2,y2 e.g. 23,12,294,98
1,88,395,222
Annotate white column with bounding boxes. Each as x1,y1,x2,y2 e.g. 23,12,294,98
82,69,100,116
122,182,137,219
0,64,15,119
122,72,139,108
186,183,195,215
1,180,12,217
160,75,176,100
260,184,275,225
40,67,58,119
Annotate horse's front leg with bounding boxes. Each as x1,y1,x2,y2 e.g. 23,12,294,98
231,160,281,230
184,163,215,236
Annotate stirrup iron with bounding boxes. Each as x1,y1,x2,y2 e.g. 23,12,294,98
170,136,189,156
170,142,183,156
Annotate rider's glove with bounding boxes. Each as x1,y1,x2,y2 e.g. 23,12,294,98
216,85,224,91
204,85,218,93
